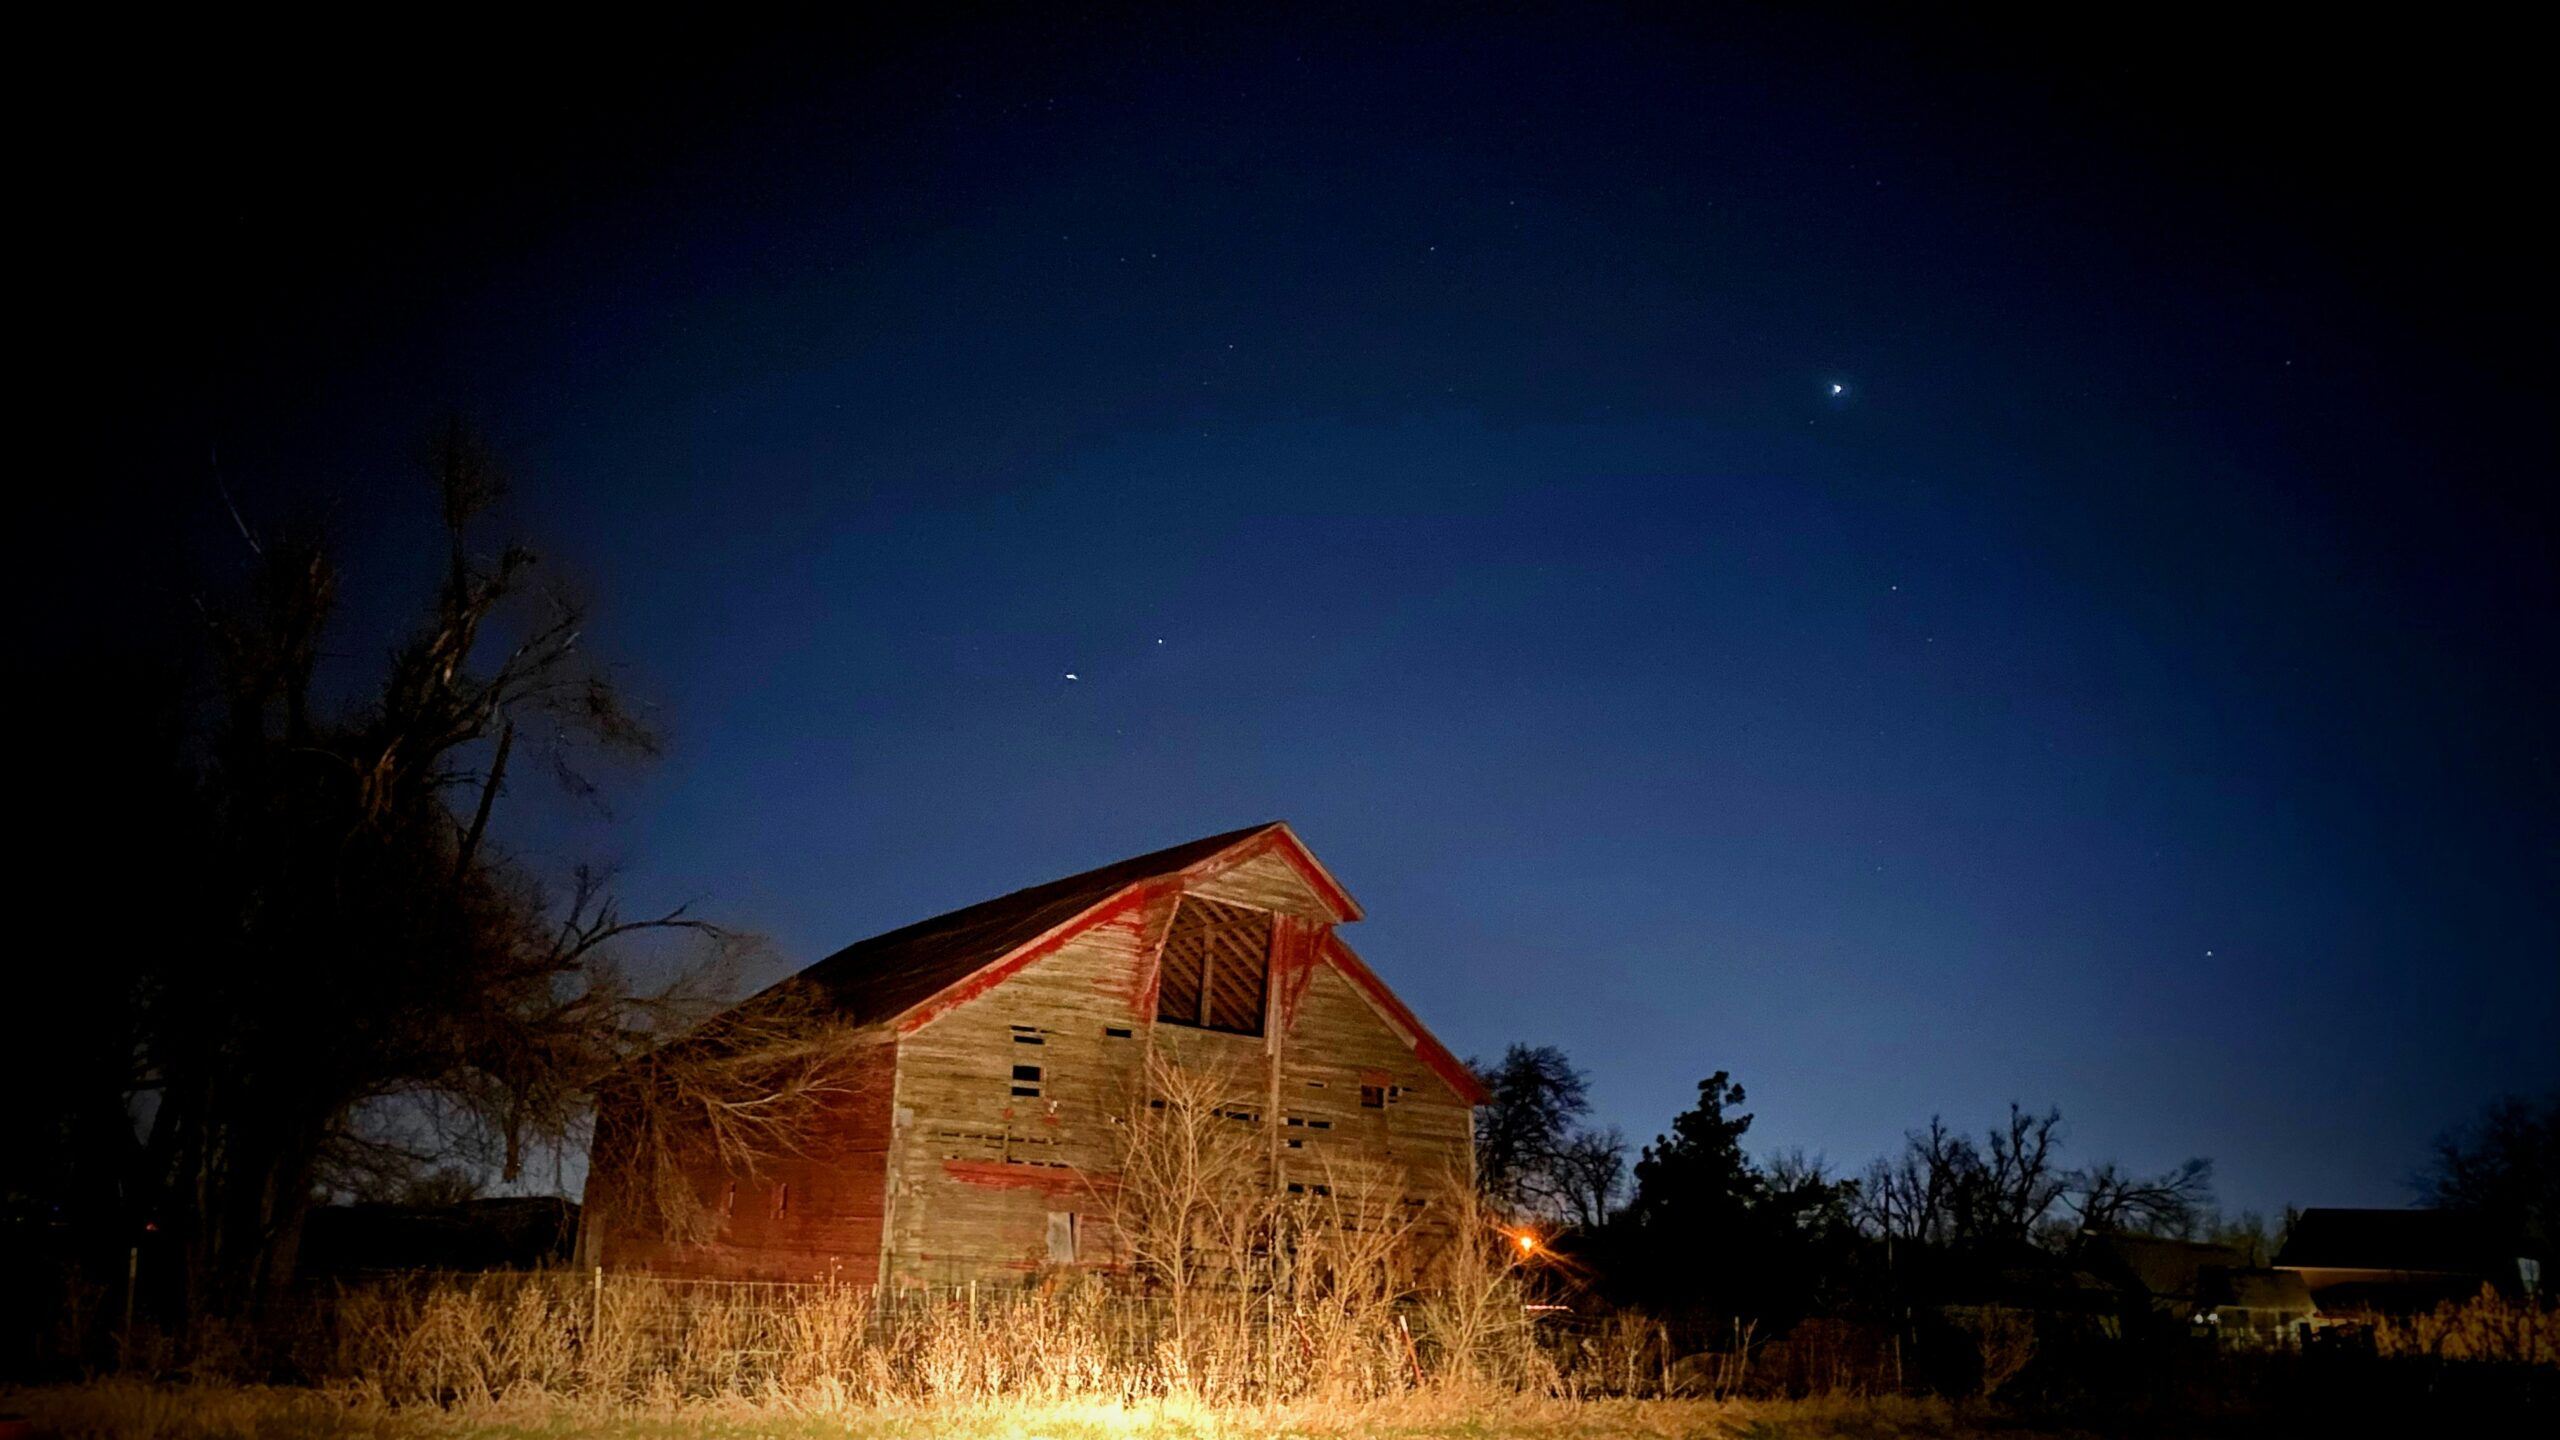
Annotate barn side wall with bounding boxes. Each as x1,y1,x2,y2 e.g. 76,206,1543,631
581,1038,899,1283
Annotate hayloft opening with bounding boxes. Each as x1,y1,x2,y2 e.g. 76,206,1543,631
1154,894,1273,1035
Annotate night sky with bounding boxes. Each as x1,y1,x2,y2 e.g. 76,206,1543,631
37,6,2554,1222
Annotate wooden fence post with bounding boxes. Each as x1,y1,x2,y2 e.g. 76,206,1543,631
121,1245,138,1368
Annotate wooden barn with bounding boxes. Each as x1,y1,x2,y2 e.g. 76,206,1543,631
577,823,1485,1287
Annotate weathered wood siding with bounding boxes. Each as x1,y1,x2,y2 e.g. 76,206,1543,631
585,1038,898,1283
1186,846,1338,919
1278,964,1474,1204
882,888,1169,1286
886,880,1471,1284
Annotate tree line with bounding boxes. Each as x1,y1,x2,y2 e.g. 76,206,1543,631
1469,1042,2554,1335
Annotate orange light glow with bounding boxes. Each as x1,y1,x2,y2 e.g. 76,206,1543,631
1516,1232,1537,1253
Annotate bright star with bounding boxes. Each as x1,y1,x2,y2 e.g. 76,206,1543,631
1830,383,1845,396
1063,673,1079,682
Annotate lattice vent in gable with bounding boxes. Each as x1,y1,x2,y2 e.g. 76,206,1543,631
1154,894,1273,1035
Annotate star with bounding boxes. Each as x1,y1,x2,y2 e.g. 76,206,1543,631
1830,383,1845,396
1063,673,1079,682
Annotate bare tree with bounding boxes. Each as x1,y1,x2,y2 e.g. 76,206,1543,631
1859,1116,1966,1248
2423,1092,2559,1260
2069,1157,2215,1237
1860,1107,2067,1251
1554,1126,1628,1231
1971,1105,2067,1245
1470,1044,1590,1221
121,425,780,1325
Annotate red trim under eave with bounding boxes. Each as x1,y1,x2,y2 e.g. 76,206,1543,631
1318,932,1490,1106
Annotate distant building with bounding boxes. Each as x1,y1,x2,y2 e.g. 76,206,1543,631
2196,1265,2316,1339
2273,1208,2528,1314
2077,1232,2313,1340
2080,1232,2244,1318
578,823,1485,1286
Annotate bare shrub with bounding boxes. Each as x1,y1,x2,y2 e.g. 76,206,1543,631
1409,1187,1547,1393
2369,1286,2558,1367
1945,1304,2036,1396
1094,1047,1516,1405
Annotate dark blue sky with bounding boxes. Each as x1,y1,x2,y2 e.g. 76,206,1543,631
43,6,2553,1220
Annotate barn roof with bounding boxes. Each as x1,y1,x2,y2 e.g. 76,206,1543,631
788,824,1278,1026
772,823,1484,1104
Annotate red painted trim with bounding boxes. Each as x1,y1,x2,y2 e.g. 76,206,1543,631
940,1159,1116,1197
1271,915,1323,1033
1319,932,1491,1105
1129,879,1180,1023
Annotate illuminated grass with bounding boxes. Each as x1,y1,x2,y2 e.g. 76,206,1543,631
3,1385,1993,1440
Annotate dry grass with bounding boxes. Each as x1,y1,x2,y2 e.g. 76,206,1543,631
0,1258,1995,1438
272,1264,1552,1410
2367,1287,2558,1366
1,1381,1995,1440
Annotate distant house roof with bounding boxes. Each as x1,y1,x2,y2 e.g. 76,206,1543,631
772,824,1486,1104
2276,1208,2502,1275
2083,1232,2253,1302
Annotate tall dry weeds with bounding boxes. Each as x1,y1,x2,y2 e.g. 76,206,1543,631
2368,1286,2558,1367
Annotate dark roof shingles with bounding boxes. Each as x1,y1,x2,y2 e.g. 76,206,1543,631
784,824,1278,1026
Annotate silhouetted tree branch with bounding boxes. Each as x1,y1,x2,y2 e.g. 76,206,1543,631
105,424,782,1329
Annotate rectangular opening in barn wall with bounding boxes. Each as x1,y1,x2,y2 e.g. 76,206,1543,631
1046,1210,1078,1264
1011,1063,1042,1097
1154,894,1273,1035
1361,1069,1391,1108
